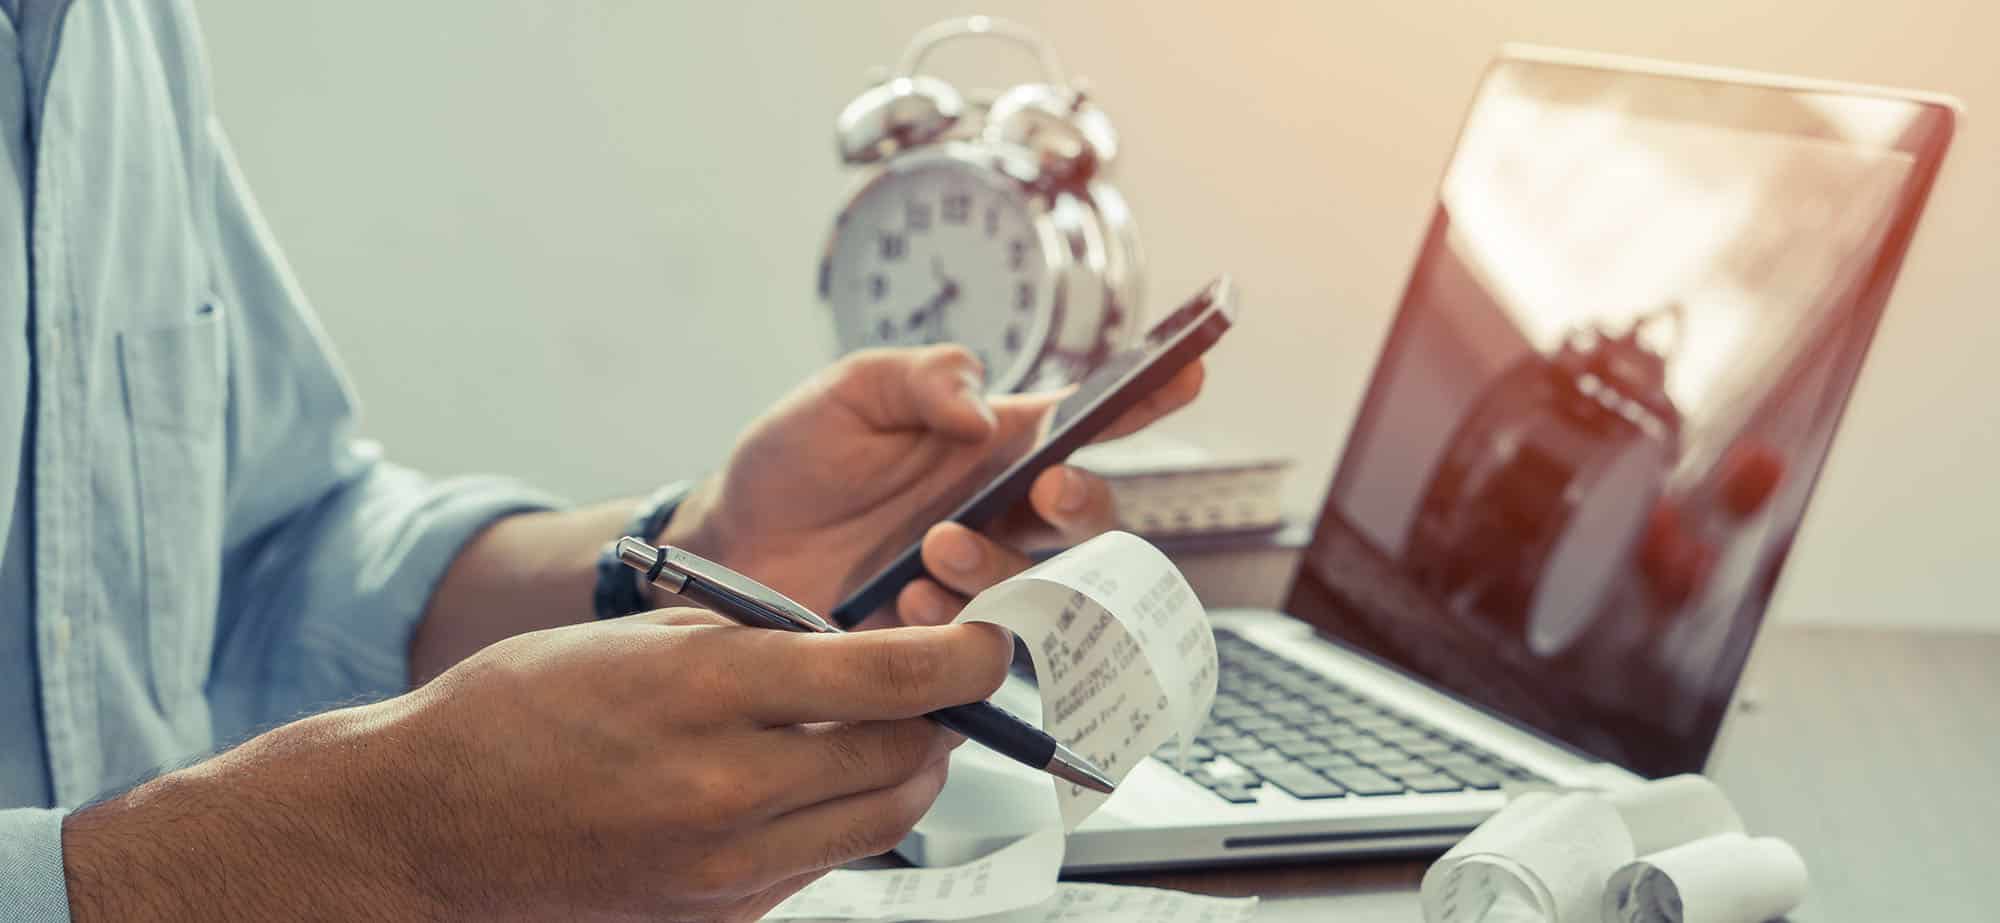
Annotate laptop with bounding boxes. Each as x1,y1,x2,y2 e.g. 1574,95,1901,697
906,44,1959,873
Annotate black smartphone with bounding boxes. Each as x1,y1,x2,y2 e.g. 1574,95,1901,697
830,275,1239,627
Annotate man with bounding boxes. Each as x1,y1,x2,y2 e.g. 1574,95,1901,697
0,2,1202,920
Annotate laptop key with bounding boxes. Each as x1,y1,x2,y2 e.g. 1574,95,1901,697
1210,737,1263,755
1264,768,1348,799
1274,678,1323,697
1402,774,1465,794
1324,768,1405,796
1257,729,1309,746
1402,738,1455,757
1300,721,1348,739
1323,733,1374,751
1346,745,1407,766
1154,742,1216,763
1232,716,1283,732
1374,727,1429,745
1301,752,1359,771
1277,712,1327,731
1274,738,1331,758
1209,783,1261,805
1445,765,1504,789
1373,760,1436,779
1234,750,1298,773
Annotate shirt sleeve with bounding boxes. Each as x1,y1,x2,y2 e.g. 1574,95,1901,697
197,120,564,741
0,808,71,922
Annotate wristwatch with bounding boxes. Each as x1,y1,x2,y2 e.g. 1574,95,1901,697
593,480,697,619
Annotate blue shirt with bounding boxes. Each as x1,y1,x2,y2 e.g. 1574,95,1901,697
0,3,561,918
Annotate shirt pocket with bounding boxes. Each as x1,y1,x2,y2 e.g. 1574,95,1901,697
119,304,228,708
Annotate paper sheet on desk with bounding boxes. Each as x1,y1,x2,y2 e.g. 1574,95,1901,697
765,532,1237,922
770,843,1258,923
765,829,1065,922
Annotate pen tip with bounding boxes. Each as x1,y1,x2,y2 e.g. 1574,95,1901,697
1047,744,1118,795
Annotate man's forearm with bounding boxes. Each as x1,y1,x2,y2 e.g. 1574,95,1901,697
62,705,431,922
409,484,720,686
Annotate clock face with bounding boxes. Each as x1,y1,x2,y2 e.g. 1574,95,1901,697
823,155,1058,392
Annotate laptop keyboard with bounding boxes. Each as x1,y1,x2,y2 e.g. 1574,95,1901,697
1154,628,1546,804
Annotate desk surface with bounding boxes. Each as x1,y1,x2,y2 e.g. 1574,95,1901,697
1083,625,1999,922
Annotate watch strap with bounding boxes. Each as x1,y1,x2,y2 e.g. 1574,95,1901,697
593,480,697,619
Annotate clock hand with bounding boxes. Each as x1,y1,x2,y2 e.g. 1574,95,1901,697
903,276,961,338
927,256,961,340
935,280,961,340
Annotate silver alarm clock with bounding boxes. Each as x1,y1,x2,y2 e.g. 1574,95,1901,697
818,16,1143,393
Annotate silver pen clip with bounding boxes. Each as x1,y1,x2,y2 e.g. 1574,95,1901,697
616,537,841,634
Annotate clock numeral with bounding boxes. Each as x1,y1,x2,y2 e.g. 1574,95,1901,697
875,318,894,342
869,274,887,302
879,233,906,261
984,206,1000,238
906,201,931,232
1015,281,1035,310
1005,325,1023,353
1008,239,1029,272
942,192,971,225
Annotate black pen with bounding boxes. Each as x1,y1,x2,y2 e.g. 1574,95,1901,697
615,537,1116,794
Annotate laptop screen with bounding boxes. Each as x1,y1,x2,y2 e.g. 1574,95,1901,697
1282,52,1955,778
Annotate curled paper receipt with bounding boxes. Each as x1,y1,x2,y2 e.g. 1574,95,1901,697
954,530,1220,829
767,532,1242,922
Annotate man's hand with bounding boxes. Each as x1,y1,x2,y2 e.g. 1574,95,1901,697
64,612,1012,922
410,343,1201,682
667,345,1204,628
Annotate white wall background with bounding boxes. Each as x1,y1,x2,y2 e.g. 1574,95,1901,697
196,1,1997,631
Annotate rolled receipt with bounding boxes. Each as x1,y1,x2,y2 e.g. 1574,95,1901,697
1603,833,1807,923
1605,776,1744,857
1422,775,1798,923
953,530,1220,830
1422,792,1635,923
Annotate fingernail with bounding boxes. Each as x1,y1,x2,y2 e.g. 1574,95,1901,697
1057,467,1091,513
940,533,984,573
960,378,997,427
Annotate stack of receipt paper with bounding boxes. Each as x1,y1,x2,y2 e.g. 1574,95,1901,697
1422,775,1807,923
